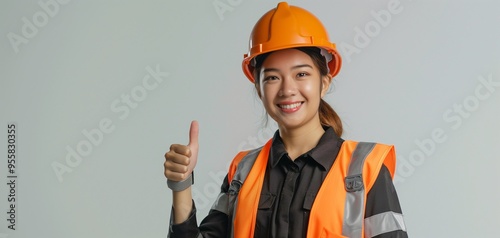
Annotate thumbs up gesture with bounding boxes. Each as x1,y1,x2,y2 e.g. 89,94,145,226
164,120,199,182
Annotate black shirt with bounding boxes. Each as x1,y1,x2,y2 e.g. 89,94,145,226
169,127,408,238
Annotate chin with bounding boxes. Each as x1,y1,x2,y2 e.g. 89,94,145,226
276,120,305,130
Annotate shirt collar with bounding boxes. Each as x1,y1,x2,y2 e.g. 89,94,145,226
269,126,344,170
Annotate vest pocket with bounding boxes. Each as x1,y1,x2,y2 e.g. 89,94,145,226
255,193,275,237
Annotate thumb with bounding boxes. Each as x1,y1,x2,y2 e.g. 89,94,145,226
188,120,199,147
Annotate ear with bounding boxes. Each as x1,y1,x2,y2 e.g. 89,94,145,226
320,74,332,98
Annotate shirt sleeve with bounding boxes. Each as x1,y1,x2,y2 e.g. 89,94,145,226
168,201,199,238
168,176,231,238
365,165,408,238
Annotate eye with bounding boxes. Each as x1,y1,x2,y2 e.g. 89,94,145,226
297,72,310,78
263,75,279,81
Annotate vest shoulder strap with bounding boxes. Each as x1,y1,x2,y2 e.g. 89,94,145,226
227,145,263,184
343,141,395,193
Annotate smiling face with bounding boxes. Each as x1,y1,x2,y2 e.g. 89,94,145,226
256,48,331,131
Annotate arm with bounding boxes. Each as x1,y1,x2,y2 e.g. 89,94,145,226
365,165,408,238
168,177,231,238
164,121,230,237
172,187,194,224
164,121,199,224
164,121,199,237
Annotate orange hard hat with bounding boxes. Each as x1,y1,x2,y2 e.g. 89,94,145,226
242,2,342,83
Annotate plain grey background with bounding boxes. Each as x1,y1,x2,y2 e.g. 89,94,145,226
1,0,499,237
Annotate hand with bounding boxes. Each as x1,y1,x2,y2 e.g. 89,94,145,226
164,120,199,182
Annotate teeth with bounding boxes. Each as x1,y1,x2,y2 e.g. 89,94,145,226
279,102,301,109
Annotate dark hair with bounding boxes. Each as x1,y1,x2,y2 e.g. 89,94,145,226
253,47,343,137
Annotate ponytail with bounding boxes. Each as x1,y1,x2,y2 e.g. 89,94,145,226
319,99,343,137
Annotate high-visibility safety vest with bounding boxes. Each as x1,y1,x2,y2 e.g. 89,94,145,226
211,139,407,238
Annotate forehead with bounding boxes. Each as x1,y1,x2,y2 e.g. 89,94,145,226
261,48,314,68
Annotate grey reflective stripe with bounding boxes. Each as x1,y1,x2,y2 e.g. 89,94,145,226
364,211,406,237
210,147,262,216
348,142,376,177
342,142,376,238
232,147,262,183
206,147,263,238
211,192,229,214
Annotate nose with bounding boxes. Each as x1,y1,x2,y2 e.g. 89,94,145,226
279,76,297,97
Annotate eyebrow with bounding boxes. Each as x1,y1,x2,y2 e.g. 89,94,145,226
262,64,313,73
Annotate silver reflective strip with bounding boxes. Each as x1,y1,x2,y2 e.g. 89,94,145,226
232,147,262,182
342,142,376,238
364,211,406,238
212,147,262,217
211,192,229,215
348,142,376,176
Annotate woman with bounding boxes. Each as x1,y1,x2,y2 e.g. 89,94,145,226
164,2,407,237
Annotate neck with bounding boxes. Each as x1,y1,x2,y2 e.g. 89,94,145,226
278,121,325,160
